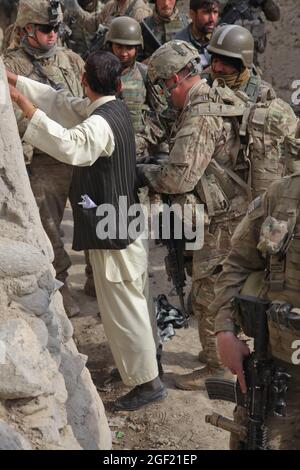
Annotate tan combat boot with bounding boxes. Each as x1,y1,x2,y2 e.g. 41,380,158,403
60,282,80,318
175,366,233,391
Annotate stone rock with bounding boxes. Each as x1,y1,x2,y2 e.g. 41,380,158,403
0,58,111,450
0,319,58,399
61,342,112,450
0,420,32,450
0,238,49,279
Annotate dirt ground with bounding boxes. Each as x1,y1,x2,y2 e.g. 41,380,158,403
64,0,300,451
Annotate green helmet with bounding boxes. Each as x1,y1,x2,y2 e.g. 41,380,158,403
148,40,201,83
105,16,143,48
207,24,254,68
16,0,63,29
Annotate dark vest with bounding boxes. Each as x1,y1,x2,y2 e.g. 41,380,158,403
70,99,139,251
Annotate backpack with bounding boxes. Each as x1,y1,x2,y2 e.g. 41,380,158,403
210,78,298,200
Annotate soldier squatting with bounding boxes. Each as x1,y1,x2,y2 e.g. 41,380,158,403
2,0,300,451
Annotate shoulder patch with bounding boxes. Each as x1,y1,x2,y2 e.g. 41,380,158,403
248,196,262,214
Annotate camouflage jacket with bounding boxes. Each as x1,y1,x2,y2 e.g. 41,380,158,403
4,45,84,163
73,0,152,33
175,24,212,68
63,1,103,56
121,61,151,156
140,79,250,277
142,7,189,58
211,172,300,334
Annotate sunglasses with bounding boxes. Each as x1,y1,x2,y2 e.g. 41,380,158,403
35,23,60,34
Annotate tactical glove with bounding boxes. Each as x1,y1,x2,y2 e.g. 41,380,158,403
135,164,150,188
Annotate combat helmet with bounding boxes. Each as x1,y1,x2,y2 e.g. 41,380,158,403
16,0,63,29
148,40,201,83
105,16,143,48
207,24,254,68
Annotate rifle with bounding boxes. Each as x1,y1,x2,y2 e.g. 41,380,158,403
221,0,255,24
140,19,162,56
83,24,109,58
205,295,291,450
159,195,189,328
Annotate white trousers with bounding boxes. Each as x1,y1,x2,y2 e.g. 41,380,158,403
89,240,158,387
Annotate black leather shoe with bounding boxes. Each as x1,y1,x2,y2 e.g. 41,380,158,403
114,384,167,411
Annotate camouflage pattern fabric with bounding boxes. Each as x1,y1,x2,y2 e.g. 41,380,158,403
211,173,300,449
142,6,189,58
64,1,103,56
72,0,153,33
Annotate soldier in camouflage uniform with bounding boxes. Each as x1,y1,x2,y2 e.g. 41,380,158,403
210,170,300,449
63,0,103,57
220,0,280,65
175,24,298,391
140,0,190,59
63,0,152,33
136,39,251,388
0,0,19,52
4,0,85,317
105,16,157,157
175,0,221,68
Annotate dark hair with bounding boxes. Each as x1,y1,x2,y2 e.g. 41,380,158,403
190,0,220,12
211,53,244,73
84,51,122,95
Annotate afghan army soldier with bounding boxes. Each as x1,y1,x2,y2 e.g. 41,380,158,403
4,0,84,317
220,0,280,65
140,0,190,59
63,0,152,33
105,16,158,157
209,170,300,449
136,39,253,388
175,0,220,68
175,24,298,390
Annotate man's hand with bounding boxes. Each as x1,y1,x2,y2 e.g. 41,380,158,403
9,85,37,120
63,0,82,14
6,69,17,87
216,331,250,393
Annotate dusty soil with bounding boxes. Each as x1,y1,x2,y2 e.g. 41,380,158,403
64,0,299,451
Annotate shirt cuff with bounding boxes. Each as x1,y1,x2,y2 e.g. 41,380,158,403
214,311,235,334
23,109,46,146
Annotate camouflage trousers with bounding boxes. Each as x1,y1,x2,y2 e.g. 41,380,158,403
230,363,300,450
192,274,223,369
28,154,72,282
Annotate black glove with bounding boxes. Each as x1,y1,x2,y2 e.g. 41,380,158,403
138,153,169,165
135,164,150,188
